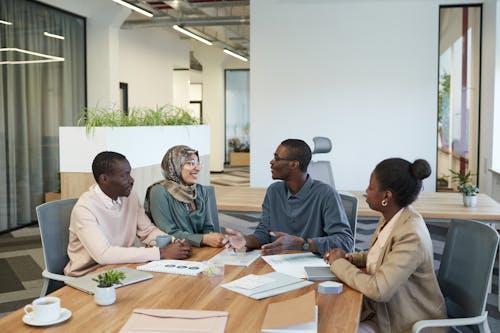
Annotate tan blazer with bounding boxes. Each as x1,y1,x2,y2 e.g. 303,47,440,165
332,206,447,333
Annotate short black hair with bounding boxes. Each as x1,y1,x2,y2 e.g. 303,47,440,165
280,139,312,172
92,151,127,183
374,158,431,207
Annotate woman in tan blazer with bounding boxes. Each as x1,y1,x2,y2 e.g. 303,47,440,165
325,158,447,333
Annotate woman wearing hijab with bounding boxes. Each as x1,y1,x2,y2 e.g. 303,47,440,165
145,145,226,247
324,158,446,333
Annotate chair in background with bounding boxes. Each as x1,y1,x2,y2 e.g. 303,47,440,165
307,136,336,188
339,192,358,252
36,198,78,296
206,185,221,232
412,219,499,333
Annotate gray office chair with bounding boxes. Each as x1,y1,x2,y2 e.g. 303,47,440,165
307,137,336,188
206,185,221,232
412,219,499,333
36,198,78,296
339,192,358,252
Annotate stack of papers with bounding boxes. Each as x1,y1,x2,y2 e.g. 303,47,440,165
261,253,330,279
221,271,313,300
261,291,317,333
137,260,205,276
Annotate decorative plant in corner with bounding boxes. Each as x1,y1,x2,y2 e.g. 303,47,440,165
92,269,126,306
449,169,479,207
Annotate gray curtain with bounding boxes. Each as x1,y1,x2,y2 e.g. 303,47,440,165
0,0,85,232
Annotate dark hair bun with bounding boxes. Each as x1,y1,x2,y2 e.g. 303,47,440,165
411,159,431,180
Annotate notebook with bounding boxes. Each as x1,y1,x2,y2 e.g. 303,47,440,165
304,266,336,281
136,259,205,276
261,291,317,332
65,266,153,294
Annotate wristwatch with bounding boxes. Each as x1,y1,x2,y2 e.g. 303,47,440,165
302,238,311,251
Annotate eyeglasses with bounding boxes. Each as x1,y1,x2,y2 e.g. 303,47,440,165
185,159,203,169
273,155,292,162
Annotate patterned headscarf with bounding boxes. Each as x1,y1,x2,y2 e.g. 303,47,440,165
159,145,199,203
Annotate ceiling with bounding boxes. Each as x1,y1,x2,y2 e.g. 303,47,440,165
121,0,250,58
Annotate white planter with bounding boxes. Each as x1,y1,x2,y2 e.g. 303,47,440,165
94,286,116,306
59,125,210,200
463,194,478,207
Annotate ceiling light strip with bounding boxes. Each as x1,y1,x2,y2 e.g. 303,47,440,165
112,0,153,18
173,25,213,46
44,32,65,40
0,19,13,25
223,49,248,62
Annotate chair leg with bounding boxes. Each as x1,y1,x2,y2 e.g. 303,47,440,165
478,319,491,333
40,278,50,297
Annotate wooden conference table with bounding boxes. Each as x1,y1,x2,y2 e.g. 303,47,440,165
0,248,362,333
214,186,500,221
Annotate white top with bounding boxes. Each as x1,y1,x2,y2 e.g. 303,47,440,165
366,208,404,275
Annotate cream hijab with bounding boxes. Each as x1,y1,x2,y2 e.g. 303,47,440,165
159,145,199,203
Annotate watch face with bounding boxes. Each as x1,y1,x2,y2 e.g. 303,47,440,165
303,240,310,251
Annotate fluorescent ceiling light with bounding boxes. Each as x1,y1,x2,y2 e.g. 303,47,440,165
0,19,12,26
0,48,64,65
44,32,65,40
223,49,248,62
173,25,213,46
112,0,153,18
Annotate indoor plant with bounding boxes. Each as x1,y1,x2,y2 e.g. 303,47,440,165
228,137,250,166
92,269,126,306
449,169,479,207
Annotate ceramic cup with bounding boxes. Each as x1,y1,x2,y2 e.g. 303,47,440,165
155,234,173,248
24,296,61,323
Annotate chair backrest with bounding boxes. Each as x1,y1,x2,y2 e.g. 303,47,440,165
205,186,221,232
36,198,78,276
308,137,336,188
339,192,358,251
438,219,499,318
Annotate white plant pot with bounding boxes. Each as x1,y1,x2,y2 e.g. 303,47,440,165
463,195,478,207
94,286,116,306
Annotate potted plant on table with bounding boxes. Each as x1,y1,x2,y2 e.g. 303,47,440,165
92,270,126,306
449,169,479,207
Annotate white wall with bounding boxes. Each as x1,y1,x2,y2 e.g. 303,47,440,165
119,29,189,107
191,41,250,172
251,0,439,190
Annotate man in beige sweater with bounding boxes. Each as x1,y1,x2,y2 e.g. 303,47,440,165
64,151,192,277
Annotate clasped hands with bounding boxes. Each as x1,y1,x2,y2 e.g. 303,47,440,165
323,248,353,265
159,239,192,259
223,228,307,255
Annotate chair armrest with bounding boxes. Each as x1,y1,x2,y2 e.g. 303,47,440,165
412,313,488,333
42,269,76,283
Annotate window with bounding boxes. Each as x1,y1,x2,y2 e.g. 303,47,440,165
436,5,481,191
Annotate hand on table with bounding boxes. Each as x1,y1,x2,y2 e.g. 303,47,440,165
260,231,303,256
323,248,351,265
160,239,192,259
202,232,226,247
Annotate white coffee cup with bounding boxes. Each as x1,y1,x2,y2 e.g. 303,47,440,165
24,296,61,323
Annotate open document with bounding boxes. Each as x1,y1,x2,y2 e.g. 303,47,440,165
208,249,260,267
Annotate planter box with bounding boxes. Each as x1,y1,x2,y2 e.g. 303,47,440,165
59,125,210,201
230,152,250,167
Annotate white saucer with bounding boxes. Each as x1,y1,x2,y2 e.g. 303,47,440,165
23,308,72,326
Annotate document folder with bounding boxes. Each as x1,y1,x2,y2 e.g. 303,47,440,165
119,309,228,333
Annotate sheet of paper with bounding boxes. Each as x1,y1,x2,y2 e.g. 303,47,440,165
261,253,329,279
208,249,261,267
224,274,275,290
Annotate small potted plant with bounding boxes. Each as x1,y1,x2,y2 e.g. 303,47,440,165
228,137,250,166
92,269,126,306
449,169,479,207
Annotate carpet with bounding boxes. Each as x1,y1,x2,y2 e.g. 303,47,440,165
210,166,250,187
